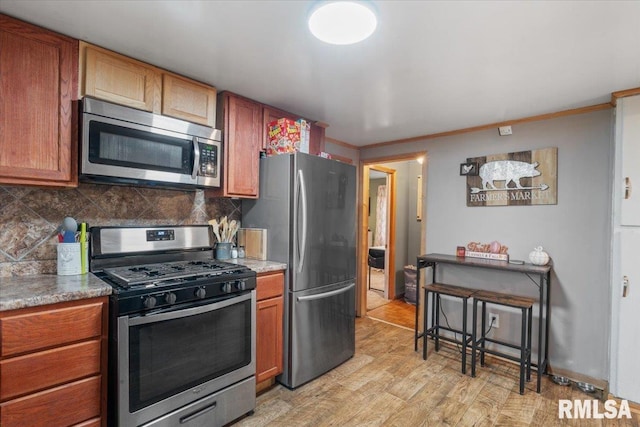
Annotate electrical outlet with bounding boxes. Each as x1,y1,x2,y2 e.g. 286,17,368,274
498,126,512,136
489,312,499,328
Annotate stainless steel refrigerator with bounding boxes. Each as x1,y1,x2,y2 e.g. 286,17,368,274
242,152,356,389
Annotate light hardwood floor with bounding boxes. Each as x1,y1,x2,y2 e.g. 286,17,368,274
236,317,639,426
368,299,416,330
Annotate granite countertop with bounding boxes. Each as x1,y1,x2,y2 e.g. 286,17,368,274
0,259,285,312
226,258,287,274
0,274,112,312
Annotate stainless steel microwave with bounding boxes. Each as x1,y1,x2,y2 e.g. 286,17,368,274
80,97,221,189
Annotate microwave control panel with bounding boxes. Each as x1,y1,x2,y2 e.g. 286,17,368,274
198,142,218,178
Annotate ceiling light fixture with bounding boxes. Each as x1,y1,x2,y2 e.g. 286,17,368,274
308,1,377,45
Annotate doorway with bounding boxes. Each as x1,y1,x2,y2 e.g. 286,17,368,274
357,152,427,327
366,165,395,311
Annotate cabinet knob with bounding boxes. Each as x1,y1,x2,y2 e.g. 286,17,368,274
623,276,630,298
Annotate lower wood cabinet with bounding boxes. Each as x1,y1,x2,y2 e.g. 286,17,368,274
256,271,284,385
0,297,108,427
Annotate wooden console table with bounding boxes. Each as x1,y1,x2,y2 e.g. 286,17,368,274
414,253,552,392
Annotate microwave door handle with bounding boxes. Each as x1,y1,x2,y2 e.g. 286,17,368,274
192,137,200,180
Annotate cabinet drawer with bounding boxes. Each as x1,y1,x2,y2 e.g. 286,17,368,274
256,272,284,301
0,376,101,427
0,340,101,401
0,302,103,357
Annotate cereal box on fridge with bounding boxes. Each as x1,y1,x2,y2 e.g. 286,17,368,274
266,118,310,156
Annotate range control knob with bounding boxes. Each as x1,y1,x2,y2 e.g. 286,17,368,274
195,287,206,299
143,296,157,309
235,280,246,291
222,282,233,293
165,292,177,305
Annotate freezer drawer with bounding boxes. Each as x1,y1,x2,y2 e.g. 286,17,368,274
284,281,355,388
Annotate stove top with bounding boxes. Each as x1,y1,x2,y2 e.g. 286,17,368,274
90,225,257,315
103,259,247,288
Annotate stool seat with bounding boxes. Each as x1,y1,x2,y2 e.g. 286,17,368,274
471,289,537,394
422,283,476,374
473,290,536,309
424,283,476,299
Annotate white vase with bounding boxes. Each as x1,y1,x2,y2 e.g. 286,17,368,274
529,246,550,265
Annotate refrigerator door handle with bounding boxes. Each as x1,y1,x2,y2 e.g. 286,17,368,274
297,169,308,273
297,283,355,302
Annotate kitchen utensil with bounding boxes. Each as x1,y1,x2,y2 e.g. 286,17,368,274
208,219,222,242
62,216,77,232
80,223,87,274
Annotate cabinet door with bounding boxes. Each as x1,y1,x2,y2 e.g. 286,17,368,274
0,15,77,186
83,42,161,112
309,122,326,155
162,73,216,127
224,94,262,198
256,296,283,383
621,95,640,226
614,229,640,402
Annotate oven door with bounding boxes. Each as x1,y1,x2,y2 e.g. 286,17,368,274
116,291,256,427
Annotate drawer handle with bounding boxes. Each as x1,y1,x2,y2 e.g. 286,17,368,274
179,401,217,424
625,177,632,200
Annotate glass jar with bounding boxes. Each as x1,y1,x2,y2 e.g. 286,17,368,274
237,246,246,258
231,247,238,259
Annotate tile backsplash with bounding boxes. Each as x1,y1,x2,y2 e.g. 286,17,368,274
0,184,240,277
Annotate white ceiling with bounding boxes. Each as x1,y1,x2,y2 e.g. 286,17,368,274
2,1,639,147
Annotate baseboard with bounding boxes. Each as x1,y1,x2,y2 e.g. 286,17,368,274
256,377,276,394
429,339,610,400
547,366,608,400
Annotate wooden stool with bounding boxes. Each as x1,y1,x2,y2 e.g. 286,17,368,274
471,290,537,394
422,283,476,374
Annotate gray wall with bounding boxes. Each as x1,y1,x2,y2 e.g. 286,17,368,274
361,109,613,381
325,140,360,165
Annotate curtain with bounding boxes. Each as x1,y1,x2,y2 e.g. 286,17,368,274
374,185,387,247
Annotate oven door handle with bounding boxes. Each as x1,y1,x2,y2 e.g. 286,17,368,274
126,291,253,326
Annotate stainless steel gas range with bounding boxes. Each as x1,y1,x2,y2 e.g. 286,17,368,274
90,225,256,427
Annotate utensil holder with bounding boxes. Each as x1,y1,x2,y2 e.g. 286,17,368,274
215,242,232,260
57,242,82,275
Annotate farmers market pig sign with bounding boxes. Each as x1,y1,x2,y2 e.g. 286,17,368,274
466,147,557,207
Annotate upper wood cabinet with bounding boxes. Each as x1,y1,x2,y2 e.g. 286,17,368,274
80,42,216,127
81,42,161,112
213,92,262,198
162,74,216,127
0,14,78,187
